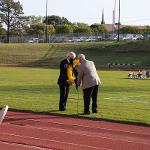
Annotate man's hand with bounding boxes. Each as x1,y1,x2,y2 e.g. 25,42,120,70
74,78,77,84
67,80,72,85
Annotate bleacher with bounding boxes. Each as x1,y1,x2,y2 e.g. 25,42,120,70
108,63,136,68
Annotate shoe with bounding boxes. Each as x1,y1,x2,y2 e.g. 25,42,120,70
59,108,66,111
83,111,90,115
92,110,98,113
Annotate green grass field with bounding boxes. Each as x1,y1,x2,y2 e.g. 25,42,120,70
0,67,150,125
0,40,150,68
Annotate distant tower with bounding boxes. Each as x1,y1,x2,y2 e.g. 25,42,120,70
101,9,105,24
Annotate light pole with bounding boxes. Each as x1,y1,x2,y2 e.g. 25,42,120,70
112,0,116,35
117,0,121,41
45,0,48,43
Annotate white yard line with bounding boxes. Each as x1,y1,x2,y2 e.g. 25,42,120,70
104,95,150,103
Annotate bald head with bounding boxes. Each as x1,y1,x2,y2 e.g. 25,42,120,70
66,52,76,60
78,54,86,63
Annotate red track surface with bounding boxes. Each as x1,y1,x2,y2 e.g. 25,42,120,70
0,111,150,150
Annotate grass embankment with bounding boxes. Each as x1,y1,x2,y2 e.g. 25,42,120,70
0,67,150,125
0,40,150,68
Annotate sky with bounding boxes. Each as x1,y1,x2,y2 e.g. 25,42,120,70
18,0,150,26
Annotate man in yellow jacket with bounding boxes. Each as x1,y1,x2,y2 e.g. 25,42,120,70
67,59,80,86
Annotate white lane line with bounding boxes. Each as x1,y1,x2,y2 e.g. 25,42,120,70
3,123,150,146
17,118,150,137
0,140,51,150
0,132,110,150
5,116,150,142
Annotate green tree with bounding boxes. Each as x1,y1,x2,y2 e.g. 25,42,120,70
55,24,73,34
43,15,72,26
27,23,55,35
120,26,141,34
0,24,6,34
73,23,92,34
27,23,45,35
143,26,150,34
20,16,46,35
9,16,30,35
0,0,24,43
28,16,43,25
90,24,108,33
47,25,55,34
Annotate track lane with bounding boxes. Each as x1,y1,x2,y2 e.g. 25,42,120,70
1,121,150,150
8,119,150,144
5,111,150,135
0,111,150,150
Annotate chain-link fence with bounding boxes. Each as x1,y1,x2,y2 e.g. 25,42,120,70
0,33,150,43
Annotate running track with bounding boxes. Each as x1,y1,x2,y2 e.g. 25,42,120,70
0,111,150,150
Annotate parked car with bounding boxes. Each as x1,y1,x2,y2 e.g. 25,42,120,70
87,36,97,42
28,38,39,43
135,35,144,40
96,35,103,41
80,37,88,42
122,34,134,40
72,37,81,42
112,34,124,40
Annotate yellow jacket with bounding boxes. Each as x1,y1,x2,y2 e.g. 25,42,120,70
67,59,80,84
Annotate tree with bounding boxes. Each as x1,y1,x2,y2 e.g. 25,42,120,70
55,24,73,34
26,16,43,26
0,0,24,43
17,16,47,35
27,23,45,35
0,24,6,34
9,16,30,35
47,25,55,34
73,23,92,34
143,26,150,34
90,24,108,34
120,26,141,34
27,23,55,35
43,15,72,26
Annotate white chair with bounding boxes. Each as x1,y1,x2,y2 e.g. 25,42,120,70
0,105,8,124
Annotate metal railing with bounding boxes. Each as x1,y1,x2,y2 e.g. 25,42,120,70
0,33,150,43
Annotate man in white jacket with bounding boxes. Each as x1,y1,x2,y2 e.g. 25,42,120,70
77,54,101,114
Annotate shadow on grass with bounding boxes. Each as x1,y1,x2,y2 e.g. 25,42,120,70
5,107,150,128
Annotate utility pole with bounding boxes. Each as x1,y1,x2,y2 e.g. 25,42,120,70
101,8,105,25
112,0,116,35
117,0,121,41
45,0,48,43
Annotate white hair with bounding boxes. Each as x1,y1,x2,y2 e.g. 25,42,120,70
66,52,76,59
78,54,85,62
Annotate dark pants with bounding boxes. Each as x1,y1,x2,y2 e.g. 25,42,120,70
83,85,99,113
59,84,70,110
